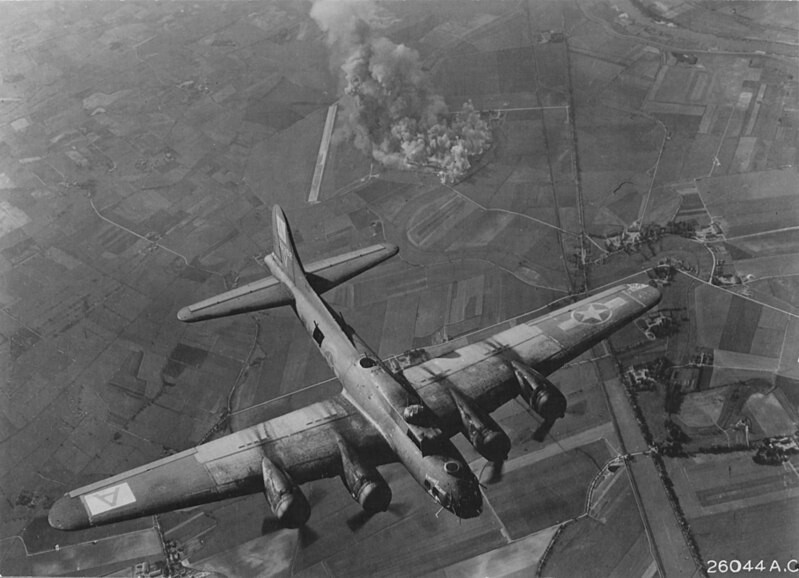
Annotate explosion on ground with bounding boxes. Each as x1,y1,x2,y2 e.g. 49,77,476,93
312,0,493,184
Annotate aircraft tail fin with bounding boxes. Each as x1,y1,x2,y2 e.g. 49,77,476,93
176,205,398,322
271,205,306,283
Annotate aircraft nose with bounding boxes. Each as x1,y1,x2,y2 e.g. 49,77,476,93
176,306,193,322
49,495,90,531
455,493,483,519
449,479,483,519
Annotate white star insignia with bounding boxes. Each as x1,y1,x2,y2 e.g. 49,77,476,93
572,303,611,324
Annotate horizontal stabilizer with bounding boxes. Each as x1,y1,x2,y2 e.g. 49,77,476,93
177,243,398,322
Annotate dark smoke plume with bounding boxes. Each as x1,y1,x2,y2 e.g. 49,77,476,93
311,0,492,184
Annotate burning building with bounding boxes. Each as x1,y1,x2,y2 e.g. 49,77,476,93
311,0,492,184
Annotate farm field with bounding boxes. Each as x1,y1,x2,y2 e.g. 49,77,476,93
542,468,656,577
483,440,610,540
698,169,799,238
2,0,797,576
667,454,799,565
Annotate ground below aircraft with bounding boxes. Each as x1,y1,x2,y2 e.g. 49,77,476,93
49,205,660,531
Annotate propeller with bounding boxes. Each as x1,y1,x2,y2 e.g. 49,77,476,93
345,502,408,533
482,419,558,484
260,512,319,547
532,419,556,442
489,458,505,484
298,524,319,548
260,483,322,549
260,516,283,536
345,509,374,532
479,458,506,485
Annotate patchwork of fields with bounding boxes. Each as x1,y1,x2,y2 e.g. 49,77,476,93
1,0,796,575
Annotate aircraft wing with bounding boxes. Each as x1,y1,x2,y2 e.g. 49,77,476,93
48,394,393,530
399,283,661,435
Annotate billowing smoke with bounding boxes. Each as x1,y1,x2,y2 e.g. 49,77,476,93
311,0,492,184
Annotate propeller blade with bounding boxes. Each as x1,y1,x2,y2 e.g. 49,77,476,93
346,509,374,532
298,524,319,548
488,459,505,484
260,517,283,536
478,459,505,485
387,502,410,518
346,502,408,533
532,419,556,442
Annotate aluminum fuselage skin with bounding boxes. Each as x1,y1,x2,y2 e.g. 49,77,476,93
264,253,482,518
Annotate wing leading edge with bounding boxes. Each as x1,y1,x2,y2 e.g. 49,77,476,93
49,394,392,530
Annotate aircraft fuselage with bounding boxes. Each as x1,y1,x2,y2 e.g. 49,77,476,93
264,254,482,518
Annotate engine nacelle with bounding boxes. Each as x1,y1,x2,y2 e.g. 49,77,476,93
262,457,311,528
511,361,567,422
449,388,511,463
337,437,392,513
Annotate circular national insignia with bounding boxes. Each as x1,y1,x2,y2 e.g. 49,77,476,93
571,303,612,325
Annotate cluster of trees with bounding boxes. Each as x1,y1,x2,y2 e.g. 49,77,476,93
753,437,799,465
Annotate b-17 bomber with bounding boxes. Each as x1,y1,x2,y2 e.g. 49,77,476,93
48,205,661,532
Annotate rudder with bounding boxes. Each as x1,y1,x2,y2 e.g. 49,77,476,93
271,205,305,283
